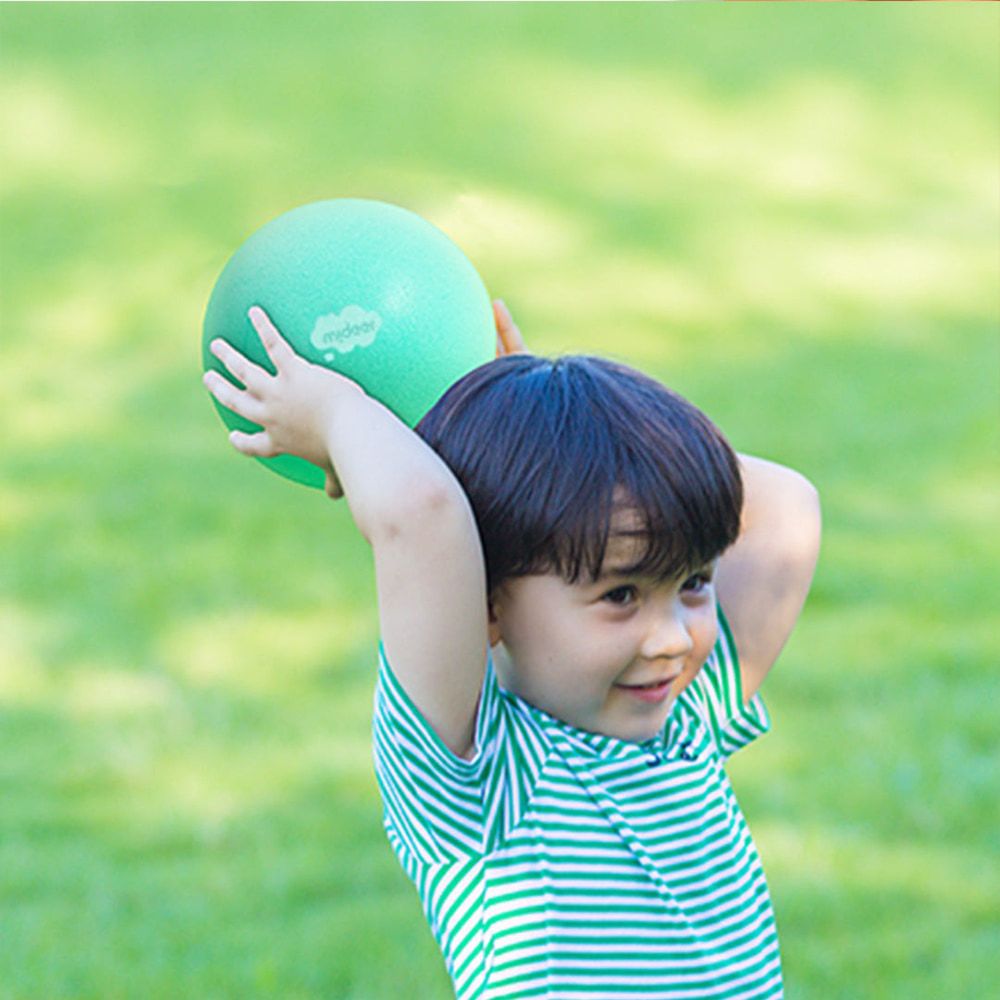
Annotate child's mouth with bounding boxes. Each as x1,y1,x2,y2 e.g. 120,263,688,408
615,679,675,703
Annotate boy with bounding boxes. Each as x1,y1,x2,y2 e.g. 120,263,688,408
204,301,821,998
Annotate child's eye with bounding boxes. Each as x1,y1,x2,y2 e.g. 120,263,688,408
602,585,638,607
681,573,713,595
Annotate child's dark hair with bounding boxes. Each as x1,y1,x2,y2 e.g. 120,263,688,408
416,354,743,596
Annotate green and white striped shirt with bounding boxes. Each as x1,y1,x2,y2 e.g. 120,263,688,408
373,611,781,998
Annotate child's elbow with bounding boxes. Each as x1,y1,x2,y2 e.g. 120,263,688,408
759,463,821,563
374,473,473,547
800,472,821,526
792,469,820,516
788,472,822,563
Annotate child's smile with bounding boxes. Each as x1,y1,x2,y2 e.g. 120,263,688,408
614,675,681,703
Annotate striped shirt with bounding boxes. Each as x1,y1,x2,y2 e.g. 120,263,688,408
373,611,781,998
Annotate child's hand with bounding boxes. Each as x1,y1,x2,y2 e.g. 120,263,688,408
493,299,528,356
202,306,362,498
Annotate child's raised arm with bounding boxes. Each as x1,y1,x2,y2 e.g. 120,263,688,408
715,454,822,700
203,307,489,758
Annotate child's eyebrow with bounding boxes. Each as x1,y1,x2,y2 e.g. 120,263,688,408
593,562,655,584
596,560,718,583
598,564,638,580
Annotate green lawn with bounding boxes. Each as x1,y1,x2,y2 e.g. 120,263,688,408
2,4,998,997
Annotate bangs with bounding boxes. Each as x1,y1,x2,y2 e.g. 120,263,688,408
543,496,724,587
510,431,739,587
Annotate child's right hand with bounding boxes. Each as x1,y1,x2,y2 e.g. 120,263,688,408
202,305,362,498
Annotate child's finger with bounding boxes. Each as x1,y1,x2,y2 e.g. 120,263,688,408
209,338,271,394
248,305,296,368
229,429,278,458
203,370,265,424
493,299,527,355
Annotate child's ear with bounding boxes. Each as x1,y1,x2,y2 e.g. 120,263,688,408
487,598,503,648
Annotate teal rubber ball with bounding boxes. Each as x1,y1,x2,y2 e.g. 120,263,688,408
202,198,495,489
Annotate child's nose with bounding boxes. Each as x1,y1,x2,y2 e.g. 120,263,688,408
640,605,694,661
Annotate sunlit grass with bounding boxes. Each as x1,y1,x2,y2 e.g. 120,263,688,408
2,2,998,997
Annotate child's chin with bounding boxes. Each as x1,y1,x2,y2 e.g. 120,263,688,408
622,711,674,745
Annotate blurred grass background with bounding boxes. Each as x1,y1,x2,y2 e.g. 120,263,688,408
1,3,998,998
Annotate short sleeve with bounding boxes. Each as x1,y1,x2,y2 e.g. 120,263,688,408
372,645,501,862
685,607,770,758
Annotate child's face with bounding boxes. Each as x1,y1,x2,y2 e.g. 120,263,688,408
489,531,719,744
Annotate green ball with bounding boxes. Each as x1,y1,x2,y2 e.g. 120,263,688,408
202,198,495,489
